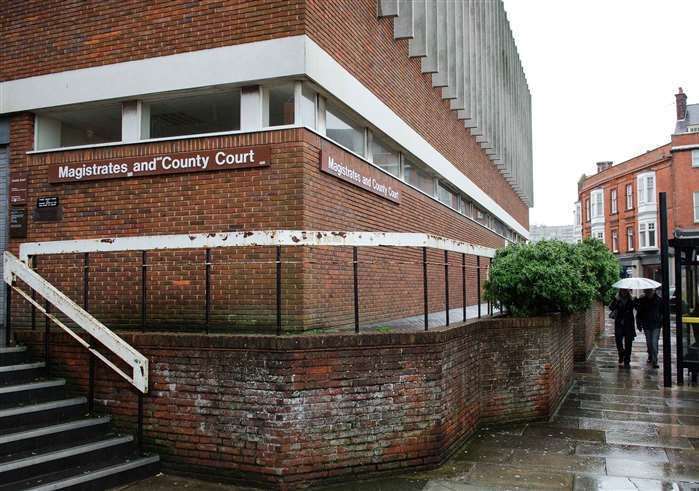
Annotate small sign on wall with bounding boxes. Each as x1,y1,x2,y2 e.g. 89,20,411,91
10,207,27,238
9,171,29,205
33,196,62,221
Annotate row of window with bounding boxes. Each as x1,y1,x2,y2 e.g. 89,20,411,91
32,79,524,244
594,221,656,253
580,173,656,223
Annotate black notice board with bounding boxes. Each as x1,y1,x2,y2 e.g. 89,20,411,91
10,207,27,238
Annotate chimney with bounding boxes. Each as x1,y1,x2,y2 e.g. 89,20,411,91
596,161,613,174
676,87,687,120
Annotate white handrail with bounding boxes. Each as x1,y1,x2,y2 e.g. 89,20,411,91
18,230,497,263
3,252,148,394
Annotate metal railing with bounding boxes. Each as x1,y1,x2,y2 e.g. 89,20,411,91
3,251,149,449
16,230,497,334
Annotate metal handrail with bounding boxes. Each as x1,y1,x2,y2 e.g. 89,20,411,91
3,251,149,394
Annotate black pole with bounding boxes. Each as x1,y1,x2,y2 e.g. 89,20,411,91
444,250,450,326
31,256,37,331
462,253,467,322
4,282,11,347
477,256,482,319
205,249,211,334
675,247,684,385
276,246,282,336
44,299,50,376
488,258,493,315
423,247,428,331
137,392,144,455
141,251,147,332
88,353,95,415
659,192,672,388
353,247,359,333
83,253,89,311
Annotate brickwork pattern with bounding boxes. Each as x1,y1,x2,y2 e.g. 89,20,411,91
16,312,577,489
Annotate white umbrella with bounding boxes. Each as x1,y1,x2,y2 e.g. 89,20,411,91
612,277,661,290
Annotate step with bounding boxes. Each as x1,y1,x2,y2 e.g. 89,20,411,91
0,347,29,367
0,362,45,386
0,435,134,485
0,416,111,455
0,454,159,491
0,397,87,431
0,379,66,408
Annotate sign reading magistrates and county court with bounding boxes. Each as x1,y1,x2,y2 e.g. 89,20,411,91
48,145,271,184
320,142,401,203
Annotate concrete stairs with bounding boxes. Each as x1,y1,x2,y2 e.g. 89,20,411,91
0,346,159,490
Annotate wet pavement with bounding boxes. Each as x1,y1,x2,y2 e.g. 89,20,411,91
123,316,699,490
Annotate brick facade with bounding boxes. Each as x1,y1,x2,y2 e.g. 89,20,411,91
16,311,577,489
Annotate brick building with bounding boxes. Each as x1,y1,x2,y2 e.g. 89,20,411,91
1,0,532,333
576,88,699,280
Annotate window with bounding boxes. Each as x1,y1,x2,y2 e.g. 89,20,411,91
585,199,591,222
36,103,122,149
370,135,400,178
150,90,241,138
437,182,460,210
326,102,366,156
610,189,617,214
461,199,474,218
626,184,633,210
590,190,603,218
695,192,699,222
627,226,634,251
637,173,655,205
612,230,618,252
404,158,435,195
689,126,699,133
595,231,604,242
693,150,699,168
639,221,657,249
575,202,581,226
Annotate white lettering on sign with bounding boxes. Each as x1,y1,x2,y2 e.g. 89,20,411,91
215,149,256,166
328,156,362,183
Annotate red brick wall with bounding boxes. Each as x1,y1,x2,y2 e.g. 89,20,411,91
16,313,574,489
0,0,305,81
305,0,528,229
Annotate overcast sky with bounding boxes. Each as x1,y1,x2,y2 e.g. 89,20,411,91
502,0,699,227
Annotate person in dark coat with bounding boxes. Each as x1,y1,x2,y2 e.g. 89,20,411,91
635,288,662,368
609,289,636,368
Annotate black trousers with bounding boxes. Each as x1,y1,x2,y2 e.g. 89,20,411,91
615,332,634,364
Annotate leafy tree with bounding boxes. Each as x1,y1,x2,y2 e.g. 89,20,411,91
577,237,620,304
484,240,606,316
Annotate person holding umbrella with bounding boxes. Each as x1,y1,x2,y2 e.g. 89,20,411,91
610,288,637,368
635,288,663,368
610,277,662,369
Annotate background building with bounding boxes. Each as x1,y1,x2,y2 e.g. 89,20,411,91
576,88,699,280
530,224,577,243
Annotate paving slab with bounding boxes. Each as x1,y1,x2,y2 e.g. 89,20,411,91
575,442,670,463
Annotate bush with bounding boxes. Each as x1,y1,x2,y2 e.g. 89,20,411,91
577,237,620,304
484,239,617,317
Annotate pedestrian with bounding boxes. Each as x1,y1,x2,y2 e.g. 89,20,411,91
609,289,636,368
635,288,662,368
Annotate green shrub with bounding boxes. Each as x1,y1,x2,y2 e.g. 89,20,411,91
484,240,601,316
577,237,620,304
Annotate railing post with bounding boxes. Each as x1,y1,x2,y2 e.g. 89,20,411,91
353,247,359,333
88,353,95,415
423,247,428,331
444,250,450,326
488,257,492,316
4,280,11,347
31,256,37,330
44,299,50,376
276,245,282,336
462,253,467,321
205,248,211,335
137,392,144,455
83,253,89,311
675,248,684,385
477,256,481,319
141,251,147,332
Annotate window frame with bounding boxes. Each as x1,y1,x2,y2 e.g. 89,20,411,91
585,199,591,222
611,229,619,253
625,183,633,210
626,226,634,251
695,191,699,223
692,150,699,168
610,188,617,214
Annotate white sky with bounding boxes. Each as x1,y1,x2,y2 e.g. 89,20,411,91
502,0,699,227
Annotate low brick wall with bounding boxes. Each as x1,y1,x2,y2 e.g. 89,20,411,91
573,301,604,362
16,314,575,489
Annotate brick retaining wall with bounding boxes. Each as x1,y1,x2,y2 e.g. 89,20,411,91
16,312,575,489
